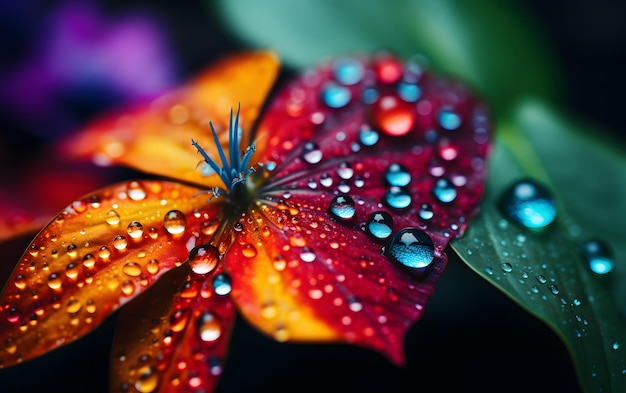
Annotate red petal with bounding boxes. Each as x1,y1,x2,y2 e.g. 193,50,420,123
0,180,226,367
233,53,491,362
59,51,280,188
111,264,236,393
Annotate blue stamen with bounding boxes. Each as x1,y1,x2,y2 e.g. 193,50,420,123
192,104,256,195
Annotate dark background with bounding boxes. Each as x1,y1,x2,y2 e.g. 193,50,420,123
0,0,624,392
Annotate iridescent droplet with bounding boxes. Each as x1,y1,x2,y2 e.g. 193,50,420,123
433,178,457,203
582,239,614,275
385,163,411,187
321,82,351,108
163,210,187,235
329,195,356,220
499,179,556,229
212,273,232,295
301,142,323,164
384,186,412,210
386,228,435,270
365,211,394,240
189,244,219,275
197,313,222,342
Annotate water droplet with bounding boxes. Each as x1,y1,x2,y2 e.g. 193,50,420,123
501,262,513,273
333,57,364,85
241,244,258,258
336,162,354,180
135,366,159,393
385,163,411,187
612,340,620,350
301,142,323,164
212,273,232,295
123,262,142,277
398,82,421,102
98,246,111,260
128,181,147,201
299,248,316,262
197,313,221,342
113,235,128,251
418,203,434,220
365,211,394,240
321,82,351,108
121,280,135,296
433,179,457,203
548,284,560,295
147,259,160,275
319,173,333,187
536,275,547,284
582,239,614,275
66,298,82,314
359,126,379,146
127,221,144,239
105,210,121,225
499,179,556,229
189,245,219,275
14,274,26,290
384,186,411,210
163,210,186,235
372,95,416,137
386,228,435,270
329,195,356,220
47,273,62,290
438,108,462,130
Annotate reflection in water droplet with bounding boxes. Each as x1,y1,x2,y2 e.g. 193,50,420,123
384,186,411,210
385,163,411,187
212,273,232,295
386,228,434,270
499,179,556,229
582,239,614,275
365,211,393,240
197,313,221,342
189,245,219,275
301,142,323,164
433,178,457,203
164,210,187,235
329,195,356,220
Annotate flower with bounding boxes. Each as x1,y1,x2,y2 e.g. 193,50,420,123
0,51,491,392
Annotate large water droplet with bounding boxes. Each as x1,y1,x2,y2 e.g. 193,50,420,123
301,142,323,164
372,95,416,137
365,211,394,240
189,244,219,275
433,178,457,203
386,228,435,271
163,210,187,235
329,195,356,220
212,273,232,295
384,186,412,210
197,313,221,342
385,163,411,187
499,179,556,229
582,239,614,275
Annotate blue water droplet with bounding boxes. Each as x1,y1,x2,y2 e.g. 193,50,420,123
499,179,556,229
365,211,394,240
384,186,412,210
212,273,232,295
386,228,434,270
301,142,323,164
418,203,434,220
438,108,462,130
385,163,411,187
329,195,356,220
321,82,351,108
582,239,614,275
398,82,421,102
433,178,457,203
333,57,364,85
359,126,380,146
362,88,379,104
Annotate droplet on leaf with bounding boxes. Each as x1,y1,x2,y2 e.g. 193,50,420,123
499,179,556,229
582,239,614,275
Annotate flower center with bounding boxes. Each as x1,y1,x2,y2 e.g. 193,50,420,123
191,105,257,202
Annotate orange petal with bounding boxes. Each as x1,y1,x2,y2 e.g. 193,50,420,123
226,202,446,365
59,51,280,188
0,180,227,367
111,264,236,393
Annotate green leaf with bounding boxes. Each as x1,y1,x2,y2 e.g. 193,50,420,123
452,100,626,392
212,0,561,113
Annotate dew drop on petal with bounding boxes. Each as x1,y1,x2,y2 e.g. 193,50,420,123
333,57,364,85
336,162,354,180
242,244,258,258
321,82,352,108
189,244,219,275
127,221,144,239
47,273,62,290
123,262,142,277
301,142,323,164
433,178,457,203
582,239,614,275
113,235,128,251
438,108,462,130
365,211,394,240
418,203,434,220
105,210,121,225
329,195,356,220
398,82,422,102
386,228,435,270
197,313,221,342
372,95,416,137
135,366,159,393
163,210,187,235
499,179,556,229
385,163,411,187
147,259,160,275
359,126,379,146
384,186,412,210
128,181,147,201
212,273,232,295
